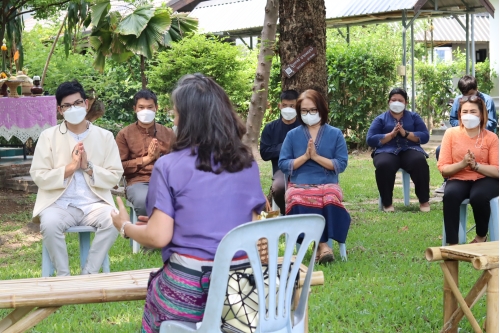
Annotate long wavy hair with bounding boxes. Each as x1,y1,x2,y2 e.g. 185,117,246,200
172,73,253,174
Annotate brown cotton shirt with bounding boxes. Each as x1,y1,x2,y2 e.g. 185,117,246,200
116,122,175,186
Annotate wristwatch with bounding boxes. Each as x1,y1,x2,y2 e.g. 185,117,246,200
404,130,410,138
84,160,93,172
120,221,132,239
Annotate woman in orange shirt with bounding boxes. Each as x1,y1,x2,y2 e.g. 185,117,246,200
437,96,499,244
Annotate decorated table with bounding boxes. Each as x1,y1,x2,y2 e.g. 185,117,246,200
0,96,57,143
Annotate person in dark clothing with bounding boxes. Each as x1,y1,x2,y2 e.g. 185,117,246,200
260,90,301,214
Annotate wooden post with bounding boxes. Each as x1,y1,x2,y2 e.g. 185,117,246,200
486,268,498,333
443,260,459,333
3,307,59,333
0,307,34,331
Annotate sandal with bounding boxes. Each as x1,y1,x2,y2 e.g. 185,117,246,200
316,249,334,265
470,236,487,244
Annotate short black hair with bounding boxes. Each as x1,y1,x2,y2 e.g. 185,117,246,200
55,80,86,105
280,90,299,101
133,89,158,106
388,88,408,102
458,75,478,95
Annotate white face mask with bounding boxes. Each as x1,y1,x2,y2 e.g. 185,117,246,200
461,114,481,129
281,107,297,121
389,101,405,114
301,113,321,126
63,106,87,125
137,109,156,124
172,125,178,136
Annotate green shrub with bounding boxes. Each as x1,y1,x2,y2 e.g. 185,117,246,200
147,34,256,117
326,38,398,147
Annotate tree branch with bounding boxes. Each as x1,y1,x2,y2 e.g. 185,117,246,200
9,0,72,19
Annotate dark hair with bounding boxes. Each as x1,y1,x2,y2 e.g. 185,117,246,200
458,75,478,95
55,80,86,105
280,90,299,101
296,89,329,126
458,96,488,130
388,88,408,102
172,73,253,174
133,89,158,106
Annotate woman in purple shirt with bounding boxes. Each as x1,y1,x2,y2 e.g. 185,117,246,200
111,74,266,333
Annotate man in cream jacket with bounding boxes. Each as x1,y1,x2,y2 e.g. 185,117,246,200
30,80,123,276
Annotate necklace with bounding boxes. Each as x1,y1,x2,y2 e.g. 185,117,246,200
475,129,483,149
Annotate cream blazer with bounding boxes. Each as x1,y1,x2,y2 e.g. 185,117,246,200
30,123,124,223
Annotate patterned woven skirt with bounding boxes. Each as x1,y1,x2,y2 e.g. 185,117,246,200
141,261,210,333
285,183,351,243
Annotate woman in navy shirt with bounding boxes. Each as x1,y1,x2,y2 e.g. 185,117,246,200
366,88,430,212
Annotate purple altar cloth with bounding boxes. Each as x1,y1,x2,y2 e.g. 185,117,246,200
0,96,57,142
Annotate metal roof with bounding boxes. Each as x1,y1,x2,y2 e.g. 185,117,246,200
189,0,495,36
189,0,267,36
414,14,490,43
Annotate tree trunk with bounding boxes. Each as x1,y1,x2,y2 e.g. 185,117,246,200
41,13,67,86
140,55,147,89
242,0,279,158
279,0,327,100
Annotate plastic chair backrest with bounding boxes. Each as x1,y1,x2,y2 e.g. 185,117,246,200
161,214,325,333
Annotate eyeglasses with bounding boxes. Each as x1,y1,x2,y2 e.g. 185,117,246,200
460,95,479,103
300,108,318,116
60,99,85,112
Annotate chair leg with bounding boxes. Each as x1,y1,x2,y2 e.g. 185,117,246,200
129,207,140,254
401,170,410,207
102,254,110,273
489,197,499,241
79,232,91,271
41,241,54,277
459,204,468,244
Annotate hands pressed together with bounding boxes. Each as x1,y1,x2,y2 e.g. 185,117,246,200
144,138,161,165
389,123,405,139
303,139,319,161
71,142,90,172
462,149,478,171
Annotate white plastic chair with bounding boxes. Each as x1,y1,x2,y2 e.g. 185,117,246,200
159,214,325,333
442,197,499,245
378,168,410,210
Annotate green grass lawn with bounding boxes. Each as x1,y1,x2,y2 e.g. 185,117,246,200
0,153,489,332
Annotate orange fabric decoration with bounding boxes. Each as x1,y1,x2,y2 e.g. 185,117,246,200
13,50,19,61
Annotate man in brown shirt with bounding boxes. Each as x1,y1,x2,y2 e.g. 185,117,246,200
116,90,175,217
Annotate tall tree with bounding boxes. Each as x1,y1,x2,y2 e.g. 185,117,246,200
242,0,279,157
279,0,327,99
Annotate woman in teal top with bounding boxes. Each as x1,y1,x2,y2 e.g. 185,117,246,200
278,89,351,263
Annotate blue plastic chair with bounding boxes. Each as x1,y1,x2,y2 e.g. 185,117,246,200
441,197,499,245
41,226,110,277
378,168,410,210
159,214,325,333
